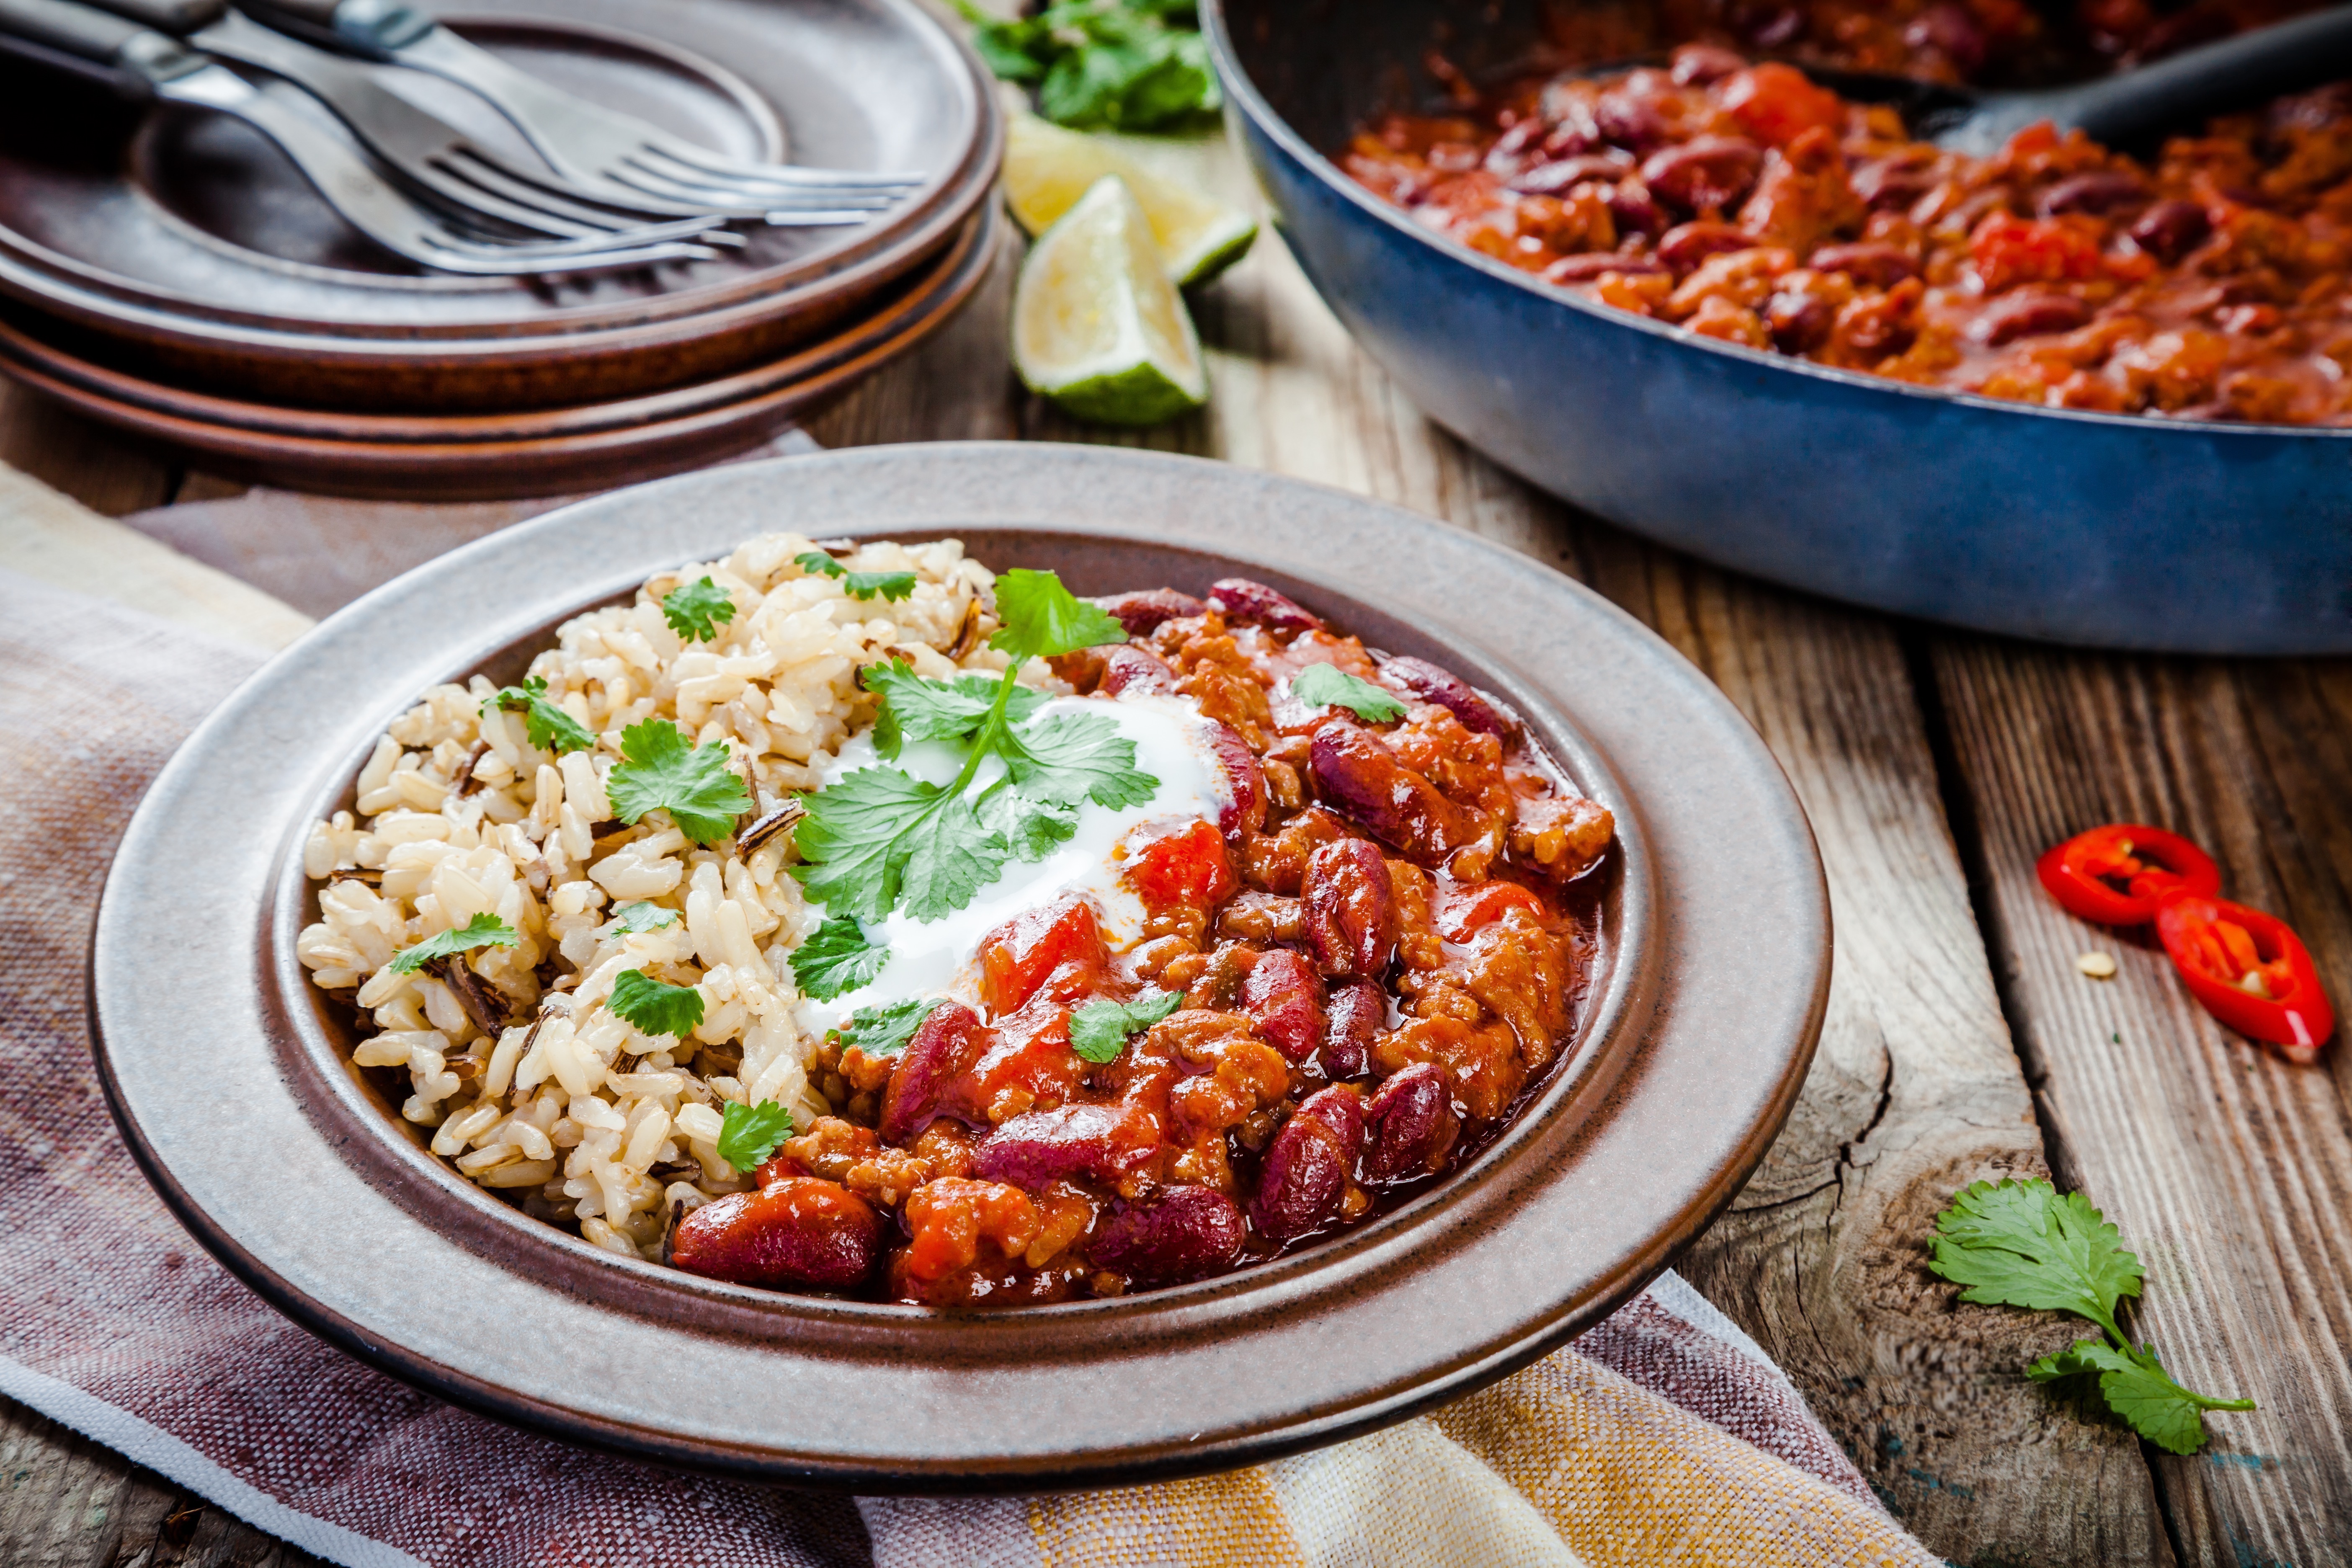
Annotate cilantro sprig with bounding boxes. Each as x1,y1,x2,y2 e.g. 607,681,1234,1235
839,997,940,1057
795,550,917,602
1930,1179,2253,1454
605,900,678,936
661,577,738,642
717,1100,796,1172
604,719,753,846
954,0,1218,132
608,968,705,1038
1070,988,1183,1063
789,915,890,1001
484,676,593,755
792,570,1150,923
388,913,518,975
1292,663,1406,723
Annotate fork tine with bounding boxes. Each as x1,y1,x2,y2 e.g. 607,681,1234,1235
636,139,927,191
583,164,882,226
616,155,901,211
436,150,744,244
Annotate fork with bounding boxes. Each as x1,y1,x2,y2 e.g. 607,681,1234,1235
0,0,723,273
242,0,930,219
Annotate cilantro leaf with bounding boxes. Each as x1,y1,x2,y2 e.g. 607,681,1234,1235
789,915,890,1001
792,766,1011,923
794,550,916,602
608,968,704,1037
1929,1178,2143,1339
957,0,1219,131
839,996,940,1057
865,660,1046,760
388,912,518,975
716,1099,796,1172
978,787,1081,861
1070,989,1184,1063
484,677,593,755
1001,712,1158,809
990,568,1130,663
604,718,753,847
2027,1338,2255,1455
606,900,678,936
661,577,737,643
1292,662,1407,723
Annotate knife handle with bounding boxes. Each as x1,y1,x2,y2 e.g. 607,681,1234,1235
0,0,204,89
242,0,429,55
70,0,221,35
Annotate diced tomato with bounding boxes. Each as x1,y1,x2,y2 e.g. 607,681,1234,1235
1969,211,2104,293
1434,880,1548,941
1123,819,1238,913
962,998,1084,1122
979,895,1107,1015
1718,64,1844,147
900,1178,1042,1284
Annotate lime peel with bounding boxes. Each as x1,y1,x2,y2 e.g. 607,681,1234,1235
1004,114,1257,286
1013,174,1210,427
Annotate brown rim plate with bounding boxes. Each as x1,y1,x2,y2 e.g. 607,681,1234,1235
90,444,1828,1488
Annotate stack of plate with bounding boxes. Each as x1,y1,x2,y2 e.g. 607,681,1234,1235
0,0,1001,498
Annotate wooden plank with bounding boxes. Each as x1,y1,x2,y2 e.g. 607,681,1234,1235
0,381,177,518
1932,640,2352,1566
821,129,2169,1563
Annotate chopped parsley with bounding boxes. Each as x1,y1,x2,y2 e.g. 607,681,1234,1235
661,577,738,643
483,676,593,755
607,968,704,1038
792,569,1146,923
1291,662,1406,723
603,718,753,846
795,550,917,602
716,1099,796,1172
788,915,890,1001
838,996,940,1057
388,913,518,975
1931,1179,2253,1454
1070,989,1184,1063
605,900,678,936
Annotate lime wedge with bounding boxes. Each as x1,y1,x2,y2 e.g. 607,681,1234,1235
1013,175,1210,427
1004,114,1258,286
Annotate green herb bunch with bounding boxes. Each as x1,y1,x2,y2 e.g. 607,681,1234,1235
954,0,1218,132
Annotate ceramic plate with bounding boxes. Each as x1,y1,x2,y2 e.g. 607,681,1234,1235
91,445,1827,1487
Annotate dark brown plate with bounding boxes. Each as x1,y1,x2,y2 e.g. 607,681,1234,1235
0,0,1000,410
90,445,1828,1487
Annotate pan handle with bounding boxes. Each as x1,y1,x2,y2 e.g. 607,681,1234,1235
2062,3,2352,146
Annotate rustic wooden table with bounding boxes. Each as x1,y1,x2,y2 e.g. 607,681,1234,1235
3,129,2346,1568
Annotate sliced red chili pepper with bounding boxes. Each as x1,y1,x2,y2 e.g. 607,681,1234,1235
2153,892,2334,1059
2036,823,2221,926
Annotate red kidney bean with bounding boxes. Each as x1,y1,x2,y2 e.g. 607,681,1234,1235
1480,116,1546,177
1238,947,1327,1062
1251,1086,1364,1240
970,1103,1157,1189
2130,199,2212,262
1640,137,1764,214
1322,982,1384,1079
1741,5,1803,49
1850,156,1935,211
877,1001,985,1142
1097,644,1176,697
1089,1186,1247,1283
1766,291,1837,354
2037,170,2148,217
1309,721,1480,863
1506,151,1634,196
1302,838,1398,980
1593,84,1669,152
1904,2,1987,74
1606,182,1669,237
1671,44,1748,85
1657,221,1754,273
1363,1063,1461,1183
1205,577,1323,634
1092,588,1204,637
1375,653,1516,736
1969,291,2092,346
1546,253,1666,283
1205,719,1267,838
1807,242,1918,287
671,1178,881,1289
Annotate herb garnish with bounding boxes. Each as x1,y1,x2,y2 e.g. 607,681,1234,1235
954,0,1218,132
1070,989,1183,1063
1291,663,1406,723
789,915,891,1001
606,900,678,936
604,719,753,847
388,913,518,975
608,968,705,1038
1930,1179,2254,1454
864,660,1046,760
838,997,941,1057
661,577,738,643
792,569,1147,923
716,1099,796,1172
484,676,593,755
795,550,918,603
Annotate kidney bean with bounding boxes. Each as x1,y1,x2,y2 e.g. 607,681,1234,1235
1903,2,1987,74
1766,291,1836,354
1092,588,1204,637
1375,653,1515,736
1670,44,1748,85
1546,253,1666,283
1205,720,1267,837
1302,838,1398,980
1363,1063,1461,1183
1506,151,1633,196
1593,83,1669,152
1309,720,1480,863
1097,644,1176,696
1322,982,1385,1078
2130,199,2212,262
1640,137,1764,214
1480,116,1546,178
970,1103,1157,1189
1251,1086,1365,1240
1089,1186,1247,1283
1606,182,1669,238
1969,291,2092,346
1850,156,1935,211
2037,170,2148,217
1238,947,1327,1062
671,1178,881,1289
1657,221,1754,273
878,1000,985,1143
1807,242,1917,287
1205,577,1323,634
1740,5,1803,49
